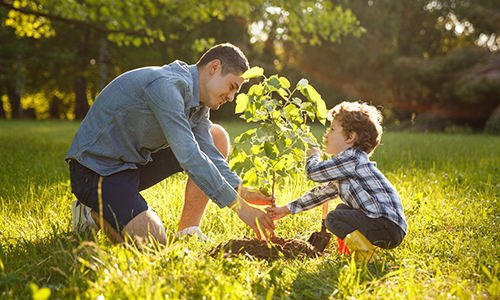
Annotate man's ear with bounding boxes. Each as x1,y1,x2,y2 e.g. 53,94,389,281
208,59,222,75
346,131,357,144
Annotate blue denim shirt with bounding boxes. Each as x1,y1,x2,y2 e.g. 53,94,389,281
66,61,241,208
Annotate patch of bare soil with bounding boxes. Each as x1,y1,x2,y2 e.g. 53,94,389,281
209,236,323,260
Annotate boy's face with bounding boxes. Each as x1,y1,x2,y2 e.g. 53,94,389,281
324,119,353,156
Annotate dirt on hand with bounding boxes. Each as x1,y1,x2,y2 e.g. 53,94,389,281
209,236,323,260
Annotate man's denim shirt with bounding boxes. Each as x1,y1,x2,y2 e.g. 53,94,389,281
66,61,241,208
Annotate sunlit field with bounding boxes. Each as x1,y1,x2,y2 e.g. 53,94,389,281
0,120,499,299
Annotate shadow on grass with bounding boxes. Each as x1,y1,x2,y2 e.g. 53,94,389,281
0,225,101,298
287,250,401,299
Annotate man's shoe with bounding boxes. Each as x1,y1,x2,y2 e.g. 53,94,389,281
72,200,98,233
175,226,208,242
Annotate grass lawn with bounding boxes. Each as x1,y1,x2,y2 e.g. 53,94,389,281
0,119,499,299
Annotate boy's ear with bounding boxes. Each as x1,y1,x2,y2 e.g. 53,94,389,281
346,131,357,144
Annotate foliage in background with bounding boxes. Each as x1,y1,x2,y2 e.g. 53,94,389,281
0,0,363,120
1,0,500,133
277,0,500,132
229,67,327,196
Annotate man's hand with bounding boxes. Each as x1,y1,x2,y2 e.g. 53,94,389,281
238,186,277,207
307,147,322,158
229,197,275,240
265,205,291,220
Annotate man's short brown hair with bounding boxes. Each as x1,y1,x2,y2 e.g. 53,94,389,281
328,101,383,156
197,43,249,76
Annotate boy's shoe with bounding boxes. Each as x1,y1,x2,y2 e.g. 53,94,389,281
175,226,208,242
72,200,98,233
343,230,379,262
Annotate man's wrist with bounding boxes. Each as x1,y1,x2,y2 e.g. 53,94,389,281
235,185,247,198
228,196,243,211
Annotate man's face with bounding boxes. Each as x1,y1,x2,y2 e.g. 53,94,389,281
201,70,244,110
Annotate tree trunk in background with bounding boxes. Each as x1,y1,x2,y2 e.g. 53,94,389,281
49,95,62,119
484,102,500,134
74,76,88,119
0,97,5,119
0,82,5,119
7,47,25,119
6,85,21,119
73,29,90,119
99,37,109,90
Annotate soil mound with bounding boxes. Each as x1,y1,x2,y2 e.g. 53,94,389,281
209,236,323,260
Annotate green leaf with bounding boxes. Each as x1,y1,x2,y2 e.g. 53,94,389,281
235,93,248,114
229,149,247,171
264,141,278,160
301,85,327,124
302,133,320,147
242,169,258,186
314,97,328,125
277,88,288,98
302,102,316,120
234,128,257,143
251,145,262,154
292,147,305,158
248,84,264,97
242,67,264,79
261,185,271,197
254,156,266,172
100,6,110,16
280,134,293,147
279,77,291,89
132,37,142,47
304,85,321,102
297,78,309,90
267,76,281,91
273,154,294,176
293,97,302,105
284,104,301,121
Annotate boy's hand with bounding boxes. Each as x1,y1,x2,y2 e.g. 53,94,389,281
229,198,275,240
238,186,277,207
265,205,291,220
307,147,322,157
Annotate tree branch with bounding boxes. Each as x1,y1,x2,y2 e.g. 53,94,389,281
0,0,211,49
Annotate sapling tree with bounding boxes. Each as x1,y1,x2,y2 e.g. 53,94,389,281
229,67,328,198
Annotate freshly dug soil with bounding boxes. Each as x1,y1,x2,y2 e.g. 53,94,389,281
209,236,323,260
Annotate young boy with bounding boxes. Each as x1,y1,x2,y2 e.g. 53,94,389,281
266,101,407,261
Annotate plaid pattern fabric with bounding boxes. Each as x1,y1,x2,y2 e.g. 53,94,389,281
287,147,407,233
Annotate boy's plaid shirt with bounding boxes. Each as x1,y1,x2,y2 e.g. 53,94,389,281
287,147,407,234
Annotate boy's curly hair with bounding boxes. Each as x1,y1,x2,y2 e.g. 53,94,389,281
328,101,383,156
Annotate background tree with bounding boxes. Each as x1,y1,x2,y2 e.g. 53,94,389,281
279,0,500,131
2,0,499,133
1,0,364,119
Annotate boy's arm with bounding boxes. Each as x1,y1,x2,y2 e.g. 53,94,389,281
305,150,357,183
286,181,339,215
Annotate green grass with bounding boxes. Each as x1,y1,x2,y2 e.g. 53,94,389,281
1,119,499,299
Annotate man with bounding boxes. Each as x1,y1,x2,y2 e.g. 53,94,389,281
66,43,275,246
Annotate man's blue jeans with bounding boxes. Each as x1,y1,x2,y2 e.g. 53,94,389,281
69,147,182,232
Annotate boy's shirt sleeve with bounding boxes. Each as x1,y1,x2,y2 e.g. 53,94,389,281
305,150,357,183
286,181,339,215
